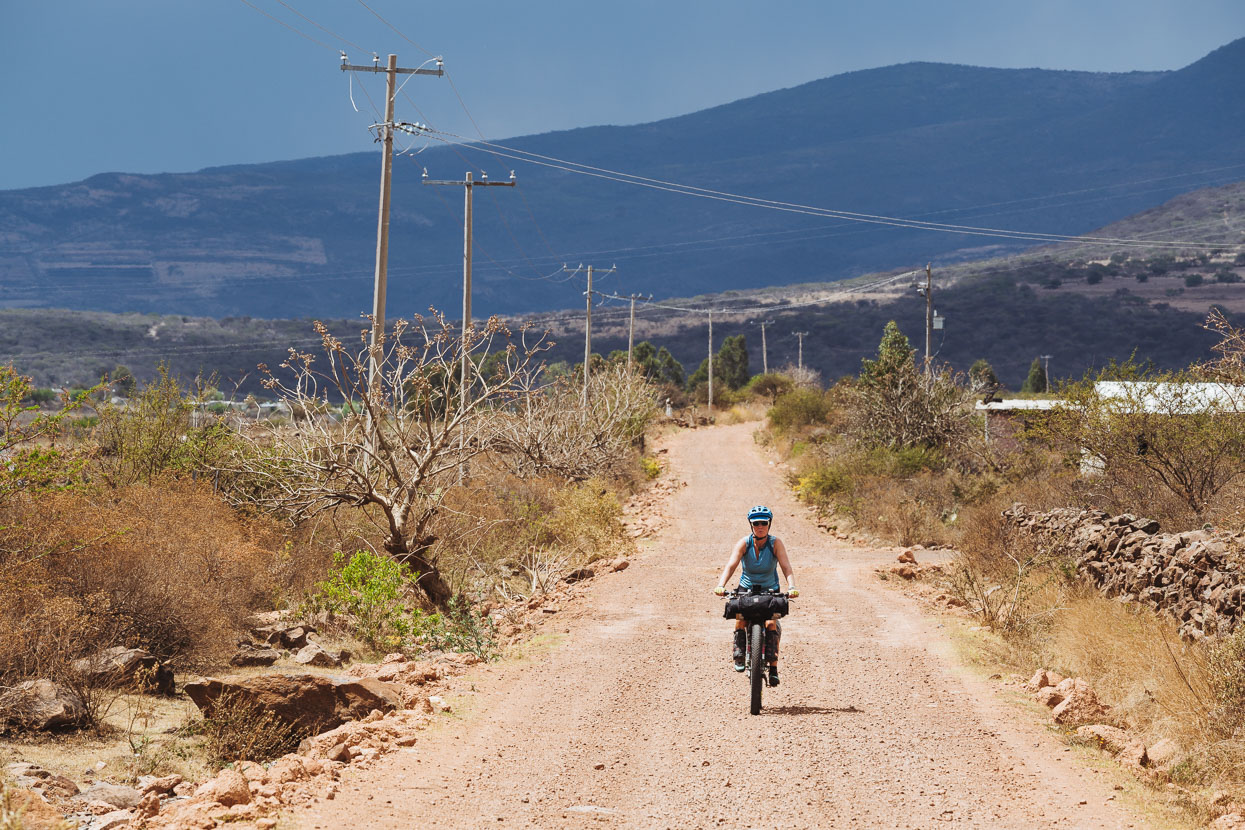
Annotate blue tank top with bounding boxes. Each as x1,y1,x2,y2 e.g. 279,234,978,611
739,535,780,591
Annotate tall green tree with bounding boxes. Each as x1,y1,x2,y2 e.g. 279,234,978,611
717,335,750,389
968,359,999,393
654,347,684,387
860,321,915,383
850,321,971,451
686,334,750,391
1020,358,1048,394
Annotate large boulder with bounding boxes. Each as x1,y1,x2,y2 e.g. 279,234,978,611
2,788,68,830
0,679,87,730
72,646,175,695
229,642,281,667
183,673,400,734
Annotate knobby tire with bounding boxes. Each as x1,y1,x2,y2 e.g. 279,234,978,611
749,623,764,715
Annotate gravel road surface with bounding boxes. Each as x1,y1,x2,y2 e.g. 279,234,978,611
297,422,1146,829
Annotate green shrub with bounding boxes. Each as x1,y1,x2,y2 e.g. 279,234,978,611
411,599,498,661
307,550,500,660
767,387,829,432
308,550,420,651
639,456,661,479
93,365,238,487
794,465,851,503
746,373,795,403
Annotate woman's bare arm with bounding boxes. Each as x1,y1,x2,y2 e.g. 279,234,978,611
774,537,795,590
716,536,748,589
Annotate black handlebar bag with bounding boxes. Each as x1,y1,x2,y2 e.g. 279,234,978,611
724,592,789,620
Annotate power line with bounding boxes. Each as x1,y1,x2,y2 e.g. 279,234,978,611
420,128,1241,252
353,0,436,57
437,69,569,267
234,0,336,52
272,0,370,54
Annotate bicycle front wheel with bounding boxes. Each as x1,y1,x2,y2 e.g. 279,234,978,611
749,623,764,715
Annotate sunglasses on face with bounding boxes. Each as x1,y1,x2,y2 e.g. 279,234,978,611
751,520,769,527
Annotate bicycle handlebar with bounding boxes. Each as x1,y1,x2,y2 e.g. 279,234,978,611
722,589,794,599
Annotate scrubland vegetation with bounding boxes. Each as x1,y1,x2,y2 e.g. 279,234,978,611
763,312,1245,806
0,310,663,784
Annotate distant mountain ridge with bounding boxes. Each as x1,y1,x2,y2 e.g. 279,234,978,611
2,38,1244,319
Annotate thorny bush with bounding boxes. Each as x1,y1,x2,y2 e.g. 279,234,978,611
92,364,239,488
494,362,658,481
0,480,282,684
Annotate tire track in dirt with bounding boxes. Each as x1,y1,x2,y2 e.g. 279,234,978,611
296,422,1147,829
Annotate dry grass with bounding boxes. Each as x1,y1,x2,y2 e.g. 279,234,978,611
950,496,1245,801
195,690,303,768
0,692,207,787
719,401,766,424
424,467,632,602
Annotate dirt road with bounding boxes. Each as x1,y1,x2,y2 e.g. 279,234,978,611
297,423,1145,829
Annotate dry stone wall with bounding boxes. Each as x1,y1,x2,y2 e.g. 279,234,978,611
1004,504,1245,639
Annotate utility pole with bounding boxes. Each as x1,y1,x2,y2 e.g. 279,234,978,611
340,53,443,386
625,293,651,368
563,263,616,405
918,262,933,376
752,319,775,374
422,170,515,409
707,311,714,410
793,331,809,370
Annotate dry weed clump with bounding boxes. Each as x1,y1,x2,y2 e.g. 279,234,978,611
0,479,282,684
194,690,303,767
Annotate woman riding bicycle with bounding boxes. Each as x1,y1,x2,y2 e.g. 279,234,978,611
714,505,798,685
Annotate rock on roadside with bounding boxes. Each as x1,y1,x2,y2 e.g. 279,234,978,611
1050,678,1109,725
184,673,400,734
2,788,66,829
293,642,347,668
230,642,281,667
195,768,250,807
76,782,143,810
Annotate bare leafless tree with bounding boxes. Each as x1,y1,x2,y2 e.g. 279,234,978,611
492,363,658,482
217,312,547,605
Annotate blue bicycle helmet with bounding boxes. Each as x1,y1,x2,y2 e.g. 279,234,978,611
747,505,773,524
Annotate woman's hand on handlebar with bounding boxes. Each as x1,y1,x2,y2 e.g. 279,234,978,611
788,588,800,598
713,585,727,597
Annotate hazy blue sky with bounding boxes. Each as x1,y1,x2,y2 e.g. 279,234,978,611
2,1,1243,190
